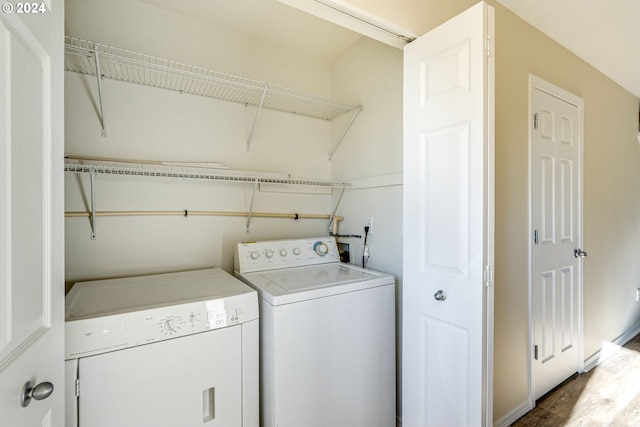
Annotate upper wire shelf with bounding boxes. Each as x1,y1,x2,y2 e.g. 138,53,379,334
64,36,362,121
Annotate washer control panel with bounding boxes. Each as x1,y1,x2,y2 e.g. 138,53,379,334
235,237,340,273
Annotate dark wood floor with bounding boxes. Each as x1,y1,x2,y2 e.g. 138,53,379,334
511,334,640,427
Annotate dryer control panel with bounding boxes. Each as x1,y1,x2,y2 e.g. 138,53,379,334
64,268,259,360
235,237,340,273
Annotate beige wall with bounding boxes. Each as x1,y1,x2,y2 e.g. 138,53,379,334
495,3,640,421
346,0,640,423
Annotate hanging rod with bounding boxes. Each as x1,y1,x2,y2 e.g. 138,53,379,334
65,210,344,221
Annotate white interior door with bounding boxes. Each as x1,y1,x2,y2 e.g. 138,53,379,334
530,76,583,400
402,2,494,426
0,2,65,426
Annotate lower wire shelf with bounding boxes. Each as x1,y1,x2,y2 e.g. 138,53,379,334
65,158,349,238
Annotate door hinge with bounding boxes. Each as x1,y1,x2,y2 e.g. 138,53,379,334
534,345,539,360
75,378,80,397
484,264,493,287
534,113,538,129
534,229,539,245
485,35,492,57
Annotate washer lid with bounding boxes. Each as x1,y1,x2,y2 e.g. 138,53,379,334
236,263,394,305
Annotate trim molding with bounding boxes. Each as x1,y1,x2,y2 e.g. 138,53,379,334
493,400,533,427
583,321,640,372
498,321,640,426
351,173,402,189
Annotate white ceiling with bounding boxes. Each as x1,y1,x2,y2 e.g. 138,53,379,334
138,0,640,99
496,0,640,99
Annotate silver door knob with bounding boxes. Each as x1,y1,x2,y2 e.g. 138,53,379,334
574,249,587,258
21,381,54,407
434,290,447,301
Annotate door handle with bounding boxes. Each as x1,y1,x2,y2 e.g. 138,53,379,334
434,290,447,301
574,249,587,258
20,381,54,407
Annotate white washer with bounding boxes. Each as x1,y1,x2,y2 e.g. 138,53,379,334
64,268,259,427
234,237,395,427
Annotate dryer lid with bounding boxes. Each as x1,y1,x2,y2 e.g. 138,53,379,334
66,268,254,320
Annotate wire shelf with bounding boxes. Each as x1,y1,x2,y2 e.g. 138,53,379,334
64,159,352,188
64,37,361,121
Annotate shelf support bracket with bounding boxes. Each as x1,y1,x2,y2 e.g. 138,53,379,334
327,187,346,234
246,179,260,233
246,84,268,152
93,43,107,137
89,168,97,240
328,108,361,160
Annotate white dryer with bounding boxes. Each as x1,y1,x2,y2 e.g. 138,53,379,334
64,268,259,427
234,237,396,427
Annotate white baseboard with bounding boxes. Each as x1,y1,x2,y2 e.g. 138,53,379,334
494,322,640,426
496,321,640,427
493,400,533,427
583,321,640,372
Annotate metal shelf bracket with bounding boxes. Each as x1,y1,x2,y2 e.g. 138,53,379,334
92,43,107,137
328,108,361,159
246,84,268,151
89,168,97,239
327,187,346,233
246,179,259,233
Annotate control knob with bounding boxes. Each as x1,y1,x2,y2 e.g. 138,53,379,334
279,249,288,257
250,251,259,260
163,319,177,333
314,241,329,256
265,249,274,258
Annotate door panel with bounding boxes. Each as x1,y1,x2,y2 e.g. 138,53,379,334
0,15,47,371
403,2,494,426
531,77,583,400
421,123,470,274
420,316,470,427
0,3,65,426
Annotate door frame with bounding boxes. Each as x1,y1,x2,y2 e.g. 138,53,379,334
528,74,584,405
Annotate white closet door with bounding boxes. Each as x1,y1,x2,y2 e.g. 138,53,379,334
0,2,65,426
402,2,495,426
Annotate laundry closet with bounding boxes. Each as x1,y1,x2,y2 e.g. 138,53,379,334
64,0,404,288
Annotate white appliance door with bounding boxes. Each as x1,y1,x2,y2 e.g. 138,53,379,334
77,326,242,427
402,2,494,427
